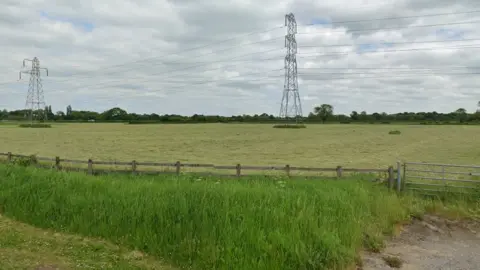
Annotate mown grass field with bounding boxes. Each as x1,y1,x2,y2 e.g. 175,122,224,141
0,123,479,168
0,164,436,270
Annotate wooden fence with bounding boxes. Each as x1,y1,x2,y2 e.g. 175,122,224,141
0,152,401,188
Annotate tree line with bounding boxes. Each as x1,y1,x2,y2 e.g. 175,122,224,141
1,103,479,124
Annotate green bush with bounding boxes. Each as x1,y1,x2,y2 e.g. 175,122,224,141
11,155,38,167
18,123,51,128
273,124,307,129
0,164,419,270
388,130,401,135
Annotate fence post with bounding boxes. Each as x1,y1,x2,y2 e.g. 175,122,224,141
175,161,181,175
7,152,12,162
87,159,93,175
396,161,401,192
236,164,241,177
285,164,290,177
55,156,61,170
29,155,37,165
132,160,137,175
402,163,407,191
336,166,343,178
441,165,446,186
388,166,394,189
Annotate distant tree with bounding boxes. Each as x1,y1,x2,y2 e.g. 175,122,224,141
0,109,7,119
477,101,480,112
313,104,334,123
455,108,468,123
350,111,359,121
372,112,381,121
2,104,480,124
359,111,369,121
99,107,128,121
66,105,72,116
43,105,55,120
455,108,466,114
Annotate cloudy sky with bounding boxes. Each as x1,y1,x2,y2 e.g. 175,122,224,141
1,0,480,116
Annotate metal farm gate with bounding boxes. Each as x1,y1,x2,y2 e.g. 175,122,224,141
402,162,480,196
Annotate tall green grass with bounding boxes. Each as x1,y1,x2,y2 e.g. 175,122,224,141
0,164,424,270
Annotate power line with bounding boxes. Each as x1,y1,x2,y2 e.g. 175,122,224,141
298,38,480,48
0,27,285,90
37,25,285,82
298,10,480,26
6,22,479,89
297,44,480,57
42,20,480,83
37,37,480,86
19,44,480,96
46,9,478,80
36,25,480,88
297,71,480,75
42,48,284,94
2,38,480,89
17,13,480,86
11,68,480,94
297,20,480,35
87,69,285,100
46,36,286,84
61,71,480,103
297,66,480,70
7,70,479,103
4,43,479,96
296,72,480,80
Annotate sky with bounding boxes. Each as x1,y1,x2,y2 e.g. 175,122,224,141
1,0,480,116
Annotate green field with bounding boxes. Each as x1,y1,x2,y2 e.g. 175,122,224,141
0,123,478,168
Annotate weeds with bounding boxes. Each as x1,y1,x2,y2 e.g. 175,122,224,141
382,255,403,268
388,130,401,135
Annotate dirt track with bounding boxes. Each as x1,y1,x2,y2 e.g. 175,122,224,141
362,215,480,270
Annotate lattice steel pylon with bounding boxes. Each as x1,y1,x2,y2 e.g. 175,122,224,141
279,13,303,123
19,57,49,124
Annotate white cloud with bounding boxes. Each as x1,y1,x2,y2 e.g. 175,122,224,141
1,0,480,116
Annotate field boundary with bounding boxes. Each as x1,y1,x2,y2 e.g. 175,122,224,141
0,151,401,186
402,161,480,195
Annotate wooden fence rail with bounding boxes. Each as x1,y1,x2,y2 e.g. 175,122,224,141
0,152,400,188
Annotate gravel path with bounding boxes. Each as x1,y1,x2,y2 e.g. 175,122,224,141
362,215,480,270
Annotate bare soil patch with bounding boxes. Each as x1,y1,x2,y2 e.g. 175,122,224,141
362,215,480,270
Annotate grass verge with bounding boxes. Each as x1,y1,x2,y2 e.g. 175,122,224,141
0,213,175,269
0,164,441,269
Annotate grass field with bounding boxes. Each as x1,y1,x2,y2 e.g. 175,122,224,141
0,163,435,270
0,123,479,168
0,214,175,269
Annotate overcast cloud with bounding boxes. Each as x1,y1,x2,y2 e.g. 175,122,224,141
1,0,480,116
